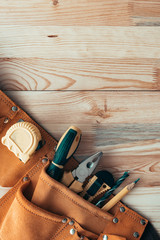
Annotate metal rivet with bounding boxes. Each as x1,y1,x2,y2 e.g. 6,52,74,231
42,158,48,164
70,228,75,235
103,235,108,240
62,218,67,223
4,118,9,124
113,218,118,224
23,176,29,182
69,220,74,225
140,219,146,225
133,232,139,238
120,207,125,212
12,106,18,112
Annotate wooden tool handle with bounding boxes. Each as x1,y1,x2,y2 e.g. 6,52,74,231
102,186,128,211
61,170,83,193
69,180,83,193
61,171,74,187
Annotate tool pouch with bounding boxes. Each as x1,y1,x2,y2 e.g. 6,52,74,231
0,90,157,240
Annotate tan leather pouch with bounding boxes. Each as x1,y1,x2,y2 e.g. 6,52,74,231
0,91,148,240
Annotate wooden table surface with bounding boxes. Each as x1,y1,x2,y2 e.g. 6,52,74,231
0,0,160,234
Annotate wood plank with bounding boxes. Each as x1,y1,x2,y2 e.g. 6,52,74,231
6,91,160,124
0,0,131,26
0,26,160,58
0,58,160,90
131,0,160,26
4,91,160,187
1,0,160,27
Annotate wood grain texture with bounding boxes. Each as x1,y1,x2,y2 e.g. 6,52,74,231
1,0,160,27
0,0,131,26
0,58,160,90
6,91,160,124
131,0,160,26
0,26,160,58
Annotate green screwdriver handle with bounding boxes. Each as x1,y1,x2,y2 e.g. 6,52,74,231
47,126,81,180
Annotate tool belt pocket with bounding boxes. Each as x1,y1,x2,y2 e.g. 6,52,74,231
0,160,147,240
31,162,113,237
30,163,147,240
0,178,99,240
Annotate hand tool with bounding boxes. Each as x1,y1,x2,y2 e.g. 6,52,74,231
47,126,81,181
96,171,129,207
102,178,140,211
17,119,45,151
1,122,42,163
61,152,102,193
80,170,114,202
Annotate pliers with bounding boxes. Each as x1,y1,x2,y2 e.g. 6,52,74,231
61,152,102,193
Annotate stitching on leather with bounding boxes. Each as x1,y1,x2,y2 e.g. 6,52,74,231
51,224,69,240
0,96,12,108
115,201,145,224
50,222,66,240
40,176,110,221
123,209,143,224
0,132,55,208
0,159,43,208
74,222,97,240
0,96,16,118
74,225,86,240
114,210,146,237
52,223,69,240
0,184,19,208
61,230,70,240
28,161,43,178
16,195,62,223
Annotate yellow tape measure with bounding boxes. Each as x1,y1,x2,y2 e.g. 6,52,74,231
1,122,42,163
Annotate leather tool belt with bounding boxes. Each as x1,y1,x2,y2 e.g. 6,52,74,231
0,90,153,240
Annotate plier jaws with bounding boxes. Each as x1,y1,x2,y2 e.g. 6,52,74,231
72,152,103,183
61,152,102,193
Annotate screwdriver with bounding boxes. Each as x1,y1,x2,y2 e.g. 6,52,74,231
47,126,82,181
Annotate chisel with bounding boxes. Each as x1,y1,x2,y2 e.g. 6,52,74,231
47,126,81,181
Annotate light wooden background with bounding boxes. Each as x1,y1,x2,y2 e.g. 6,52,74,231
0,0,160,234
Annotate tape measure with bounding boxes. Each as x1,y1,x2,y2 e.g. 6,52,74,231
1,122,42,163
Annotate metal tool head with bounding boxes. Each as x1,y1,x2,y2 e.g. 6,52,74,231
72,152,103,183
